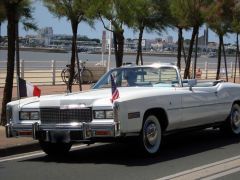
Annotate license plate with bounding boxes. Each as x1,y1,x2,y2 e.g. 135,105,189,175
50,131,70,143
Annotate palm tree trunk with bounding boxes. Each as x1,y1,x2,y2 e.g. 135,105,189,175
193,29,199,79
68,21,78,92
0,22,2,40
75,31,82,91
238,34,240,81
113,32,118,66
234,33,238,83
216,35,222,80
1,4,16,125
113,30,124,67
177,27,183,69
222,39,228,81
16,21,20,77
136,26,144,65
184,26,198,79
16,20,20,98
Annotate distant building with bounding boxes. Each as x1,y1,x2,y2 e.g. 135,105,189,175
150,40,164,51
38,27,53,38
38,27,53,46
166,36,173,43
124,39,146,51
208,42,218,51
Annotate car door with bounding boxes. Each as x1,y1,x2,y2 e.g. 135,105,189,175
179,85,220,128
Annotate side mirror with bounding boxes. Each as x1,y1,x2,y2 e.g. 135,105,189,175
188,79,197,91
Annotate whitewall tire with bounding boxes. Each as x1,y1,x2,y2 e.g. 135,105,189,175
140,115,162,155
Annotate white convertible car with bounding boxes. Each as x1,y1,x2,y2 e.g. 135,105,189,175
5,63,240,155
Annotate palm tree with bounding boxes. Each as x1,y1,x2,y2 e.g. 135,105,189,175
1,0,23,125
231,0,240,82
169,0,207,78
0,0,37,125
182,0,206,79
93,0,132,67
127,0,171,65
205,0,235,80
169,0,190,70
43,0,93,92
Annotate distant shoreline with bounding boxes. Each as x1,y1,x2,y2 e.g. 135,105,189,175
91,51,178,57
0,46,68,53
0,47,235,58
0,47,178,57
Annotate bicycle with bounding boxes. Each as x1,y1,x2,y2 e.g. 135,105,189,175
61,60,93,85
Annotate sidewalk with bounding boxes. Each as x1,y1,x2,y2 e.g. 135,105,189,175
0,126,39,157
0,84,91,157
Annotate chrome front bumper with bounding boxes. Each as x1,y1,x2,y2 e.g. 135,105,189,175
5,123,33,138
32,122,121,143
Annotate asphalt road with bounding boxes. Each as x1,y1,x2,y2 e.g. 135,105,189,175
1,129,240,180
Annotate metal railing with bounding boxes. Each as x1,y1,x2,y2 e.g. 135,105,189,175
0,60,240,87
180,62,240,81
0,60,107,87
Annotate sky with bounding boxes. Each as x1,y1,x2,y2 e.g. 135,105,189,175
0,0,237,44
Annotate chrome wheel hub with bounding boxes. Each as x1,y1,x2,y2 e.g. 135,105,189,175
145,123,158,146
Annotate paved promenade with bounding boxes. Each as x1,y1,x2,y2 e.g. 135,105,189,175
0,84,90,156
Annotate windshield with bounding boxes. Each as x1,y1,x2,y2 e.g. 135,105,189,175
92,66,180,89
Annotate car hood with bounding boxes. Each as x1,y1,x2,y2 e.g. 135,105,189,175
19,87,175,109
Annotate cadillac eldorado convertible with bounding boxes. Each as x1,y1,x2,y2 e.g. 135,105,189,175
5,63,240,155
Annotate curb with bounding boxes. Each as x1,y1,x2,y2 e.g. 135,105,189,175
0,142,40,157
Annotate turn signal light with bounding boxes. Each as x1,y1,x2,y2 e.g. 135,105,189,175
95,130,111,136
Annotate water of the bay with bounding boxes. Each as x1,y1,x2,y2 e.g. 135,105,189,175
0,50,236,69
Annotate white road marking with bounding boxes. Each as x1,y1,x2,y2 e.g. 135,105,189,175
0,144,86,163
157,155,240,180
202,166,240,180
0,151,45,163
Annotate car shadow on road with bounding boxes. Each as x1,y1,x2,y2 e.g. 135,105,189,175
23,129,240,166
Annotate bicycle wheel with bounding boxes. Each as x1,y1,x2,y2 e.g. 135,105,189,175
74,72,80,84
81,69,93,84
61,68,70,84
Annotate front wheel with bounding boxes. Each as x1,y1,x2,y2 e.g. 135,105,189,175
61,68,70,85
81,69,93,84
221,104,240,136
140,114,162,155
39,141,72,156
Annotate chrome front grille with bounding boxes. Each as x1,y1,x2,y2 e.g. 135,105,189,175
40,108,92,124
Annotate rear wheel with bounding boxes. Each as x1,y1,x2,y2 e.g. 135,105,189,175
81,69,93,84
221,104,240,135
39,141,72,156
140,114,162,155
